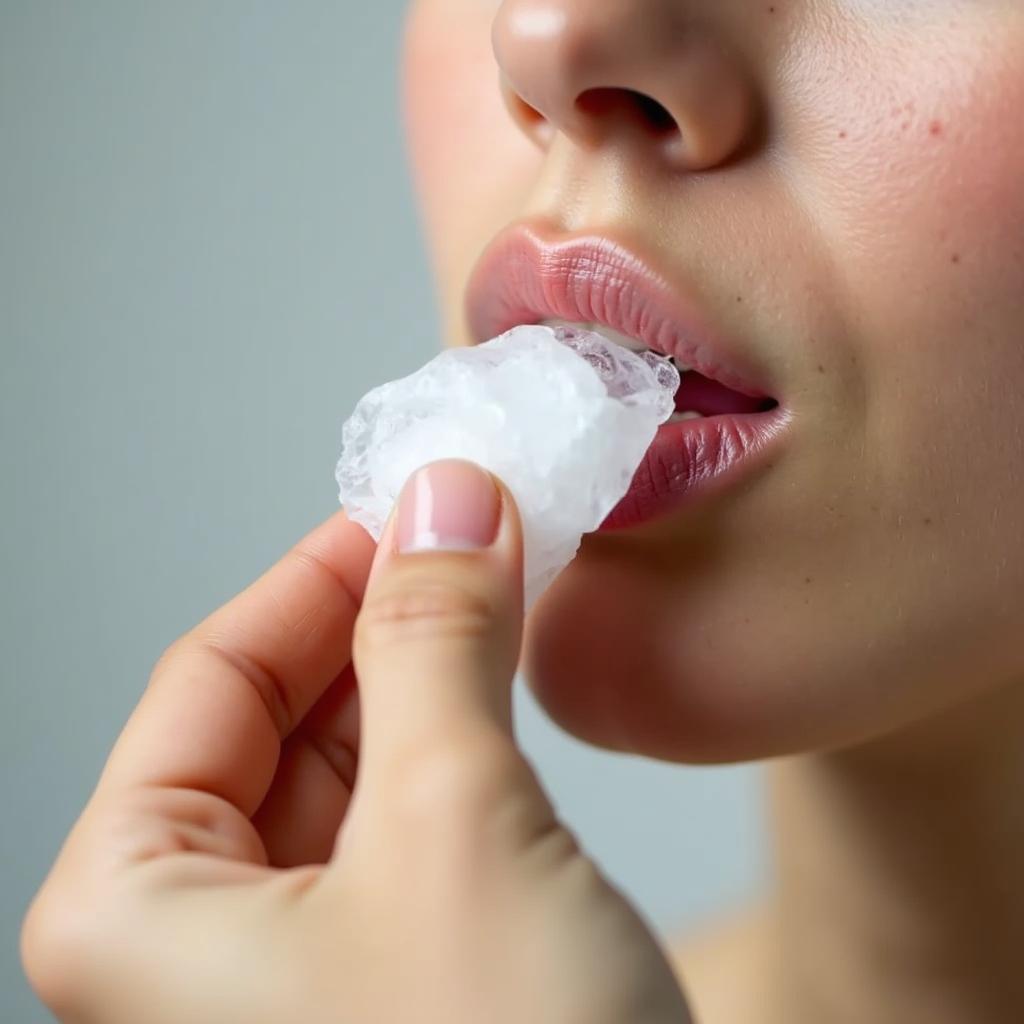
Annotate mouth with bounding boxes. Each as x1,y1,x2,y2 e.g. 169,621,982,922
465,221,792,531
537,317,779,424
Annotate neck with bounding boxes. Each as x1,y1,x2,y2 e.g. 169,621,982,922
763,682,1024,1024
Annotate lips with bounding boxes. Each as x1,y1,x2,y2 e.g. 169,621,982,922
465,220,791,530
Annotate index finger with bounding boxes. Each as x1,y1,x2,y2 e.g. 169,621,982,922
94,508,375,819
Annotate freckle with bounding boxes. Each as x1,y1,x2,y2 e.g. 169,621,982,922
838,130,847,139
817,363,825,373
951,253,960,264
736,295,743,303
804,577,813,584
929,120,943,137
901,121,910,131
870,504,879,513
923,517,933,525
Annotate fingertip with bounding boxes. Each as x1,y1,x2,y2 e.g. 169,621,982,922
397,460,500,554
363,460,525,610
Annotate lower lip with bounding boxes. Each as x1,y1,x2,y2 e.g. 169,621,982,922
599,407,791,531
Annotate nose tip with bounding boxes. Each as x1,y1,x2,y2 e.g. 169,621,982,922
493,0,757,172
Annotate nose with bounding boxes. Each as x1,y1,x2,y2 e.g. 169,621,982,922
492,0,757,172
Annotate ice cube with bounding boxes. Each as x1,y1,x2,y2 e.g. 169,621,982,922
335,324,679,608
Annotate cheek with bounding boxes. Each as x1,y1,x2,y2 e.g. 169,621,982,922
525,23,1024,763
801,18,1024,364
799,19,1024,539
401,1,540,336
402,4,1024,763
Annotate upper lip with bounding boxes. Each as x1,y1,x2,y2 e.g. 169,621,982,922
465,220,777,401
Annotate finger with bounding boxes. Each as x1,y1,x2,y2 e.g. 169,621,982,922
250,665,361,866
95,508,375,820
348,459,525,799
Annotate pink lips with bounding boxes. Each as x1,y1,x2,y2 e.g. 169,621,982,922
465,221,791,530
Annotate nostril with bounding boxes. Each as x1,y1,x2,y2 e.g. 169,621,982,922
632,92,677,134
576,88,679,137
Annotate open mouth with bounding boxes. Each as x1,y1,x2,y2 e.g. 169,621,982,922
465,223,791,530
540,318,781,423
535,315,787,531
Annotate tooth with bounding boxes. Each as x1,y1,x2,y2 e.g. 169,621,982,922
669,410,704,423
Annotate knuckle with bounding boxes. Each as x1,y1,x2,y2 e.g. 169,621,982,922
154,631,296,739
197,633,297,737
516,810,585,869
391,735,532,831
356,580,497,651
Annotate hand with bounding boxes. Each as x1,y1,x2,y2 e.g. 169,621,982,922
21,459,691,1024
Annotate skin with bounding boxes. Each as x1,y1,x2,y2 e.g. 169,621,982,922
19,3,1024,1023
401,0,1024,1019
19,468,692,1024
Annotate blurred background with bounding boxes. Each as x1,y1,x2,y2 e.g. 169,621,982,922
0,3,765,1019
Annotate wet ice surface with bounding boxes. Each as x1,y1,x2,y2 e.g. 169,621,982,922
335,324,679,607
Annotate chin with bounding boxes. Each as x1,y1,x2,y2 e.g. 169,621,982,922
519,531,950,766
520,538,789,765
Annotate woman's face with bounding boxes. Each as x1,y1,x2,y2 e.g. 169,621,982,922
401,0,1024,762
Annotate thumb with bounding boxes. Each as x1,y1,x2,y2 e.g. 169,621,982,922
349,459,527,803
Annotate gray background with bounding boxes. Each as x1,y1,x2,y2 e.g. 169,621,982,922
0,3,765,1020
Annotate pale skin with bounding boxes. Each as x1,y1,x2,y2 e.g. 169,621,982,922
19,471,691,1024
405,0,1024,1019
20,2,1024,1023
